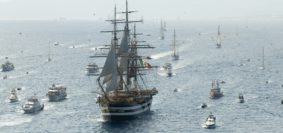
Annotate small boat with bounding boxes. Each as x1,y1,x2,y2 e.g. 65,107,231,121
162,63,172,77
47,84,67,102
22,96,44,113
201,103,207,109
173,88,178,92
9,89,18,103
53,41,59,46
2,61,15,72
238,93,244,103
86,63,99,76
209,80,223,99
203,113,216,129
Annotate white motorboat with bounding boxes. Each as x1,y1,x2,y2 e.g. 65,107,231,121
22,96,44,113
203,113,216,129
9,89,18,103
47,84,67,102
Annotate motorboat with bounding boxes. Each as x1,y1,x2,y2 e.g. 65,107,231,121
22,96,44,113
162,63,172,77
47,84,67,102
203,113,216,129
9,89,18,103
86,63,99,76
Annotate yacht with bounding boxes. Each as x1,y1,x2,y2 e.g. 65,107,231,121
9,89,18,103
47,84,67,102
86,63,99,76
22,96,44,113
203,113,216,129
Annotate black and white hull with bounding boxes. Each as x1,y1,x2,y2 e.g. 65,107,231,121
100,99,152,121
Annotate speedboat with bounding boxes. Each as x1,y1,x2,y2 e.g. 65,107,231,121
47,84,67,102
86,63,99,76
203,113,216,129
9,89,18,103
22,96,44,113
162,63,172,77
239,93,244,103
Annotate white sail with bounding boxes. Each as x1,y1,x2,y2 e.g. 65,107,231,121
118,28,129,73
217,25,221,46
100,40,118,92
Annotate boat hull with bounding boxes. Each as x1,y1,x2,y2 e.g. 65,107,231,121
23,104,44,114
100,99,152,121
48,94,66,102
204,124,216,129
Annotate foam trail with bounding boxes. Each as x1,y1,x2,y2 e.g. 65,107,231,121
0,114,32,127
151,51,172,60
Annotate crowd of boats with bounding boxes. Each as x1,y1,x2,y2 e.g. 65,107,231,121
3,1,282,131
7,84,67,114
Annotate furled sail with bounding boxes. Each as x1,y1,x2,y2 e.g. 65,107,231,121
99,40,118,92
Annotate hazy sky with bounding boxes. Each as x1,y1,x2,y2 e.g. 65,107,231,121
0,0,282,21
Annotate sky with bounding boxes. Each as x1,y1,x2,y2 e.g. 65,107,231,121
0,0,282,21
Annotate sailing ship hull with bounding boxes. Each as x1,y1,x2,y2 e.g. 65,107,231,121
100,98,152,121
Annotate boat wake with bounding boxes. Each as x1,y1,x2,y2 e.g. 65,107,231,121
0,114,32,127
151,51,172,60
173,60,192,70
87,114,105,123
68,43,93,49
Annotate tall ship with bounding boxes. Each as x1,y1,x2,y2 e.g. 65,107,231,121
96,1,158,121
216,25,221,48
171,29,179,60
209,80,223,99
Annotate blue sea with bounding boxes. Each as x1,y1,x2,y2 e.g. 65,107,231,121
1,19,283,132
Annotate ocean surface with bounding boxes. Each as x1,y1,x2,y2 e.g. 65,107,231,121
1,20,283,132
